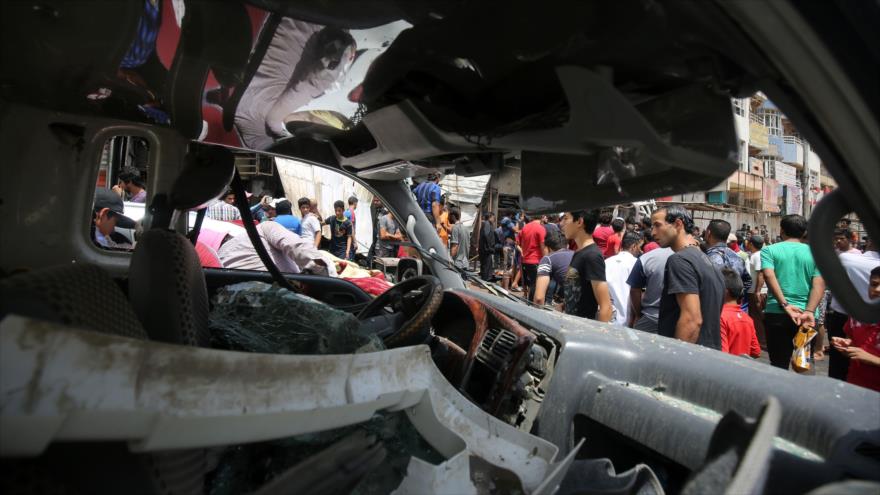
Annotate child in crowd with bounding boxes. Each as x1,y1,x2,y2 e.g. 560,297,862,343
832,266,880,392
327,200,353,260
719,267,761,358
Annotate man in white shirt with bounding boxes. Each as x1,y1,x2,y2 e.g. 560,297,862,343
218,221,337,277
746,234,767,348
298,197,323,248
605,232,643,326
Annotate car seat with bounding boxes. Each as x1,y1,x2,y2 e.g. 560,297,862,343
128,228,211,346
0,264,207,494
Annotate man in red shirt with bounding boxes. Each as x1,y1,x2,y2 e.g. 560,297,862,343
603,217,625,258
519,214,546,301
592,211,614,252
719,267,761,358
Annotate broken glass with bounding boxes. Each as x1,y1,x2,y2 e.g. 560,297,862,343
209,281,382,354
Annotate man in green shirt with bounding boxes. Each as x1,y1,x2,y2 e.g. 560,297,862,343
761,214,826,369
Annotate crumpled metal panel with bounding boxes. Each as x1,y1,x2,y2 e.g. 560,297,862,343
0,314,570,493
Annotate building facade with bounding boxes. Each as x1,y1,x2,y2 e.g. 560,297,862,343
655,92,830,240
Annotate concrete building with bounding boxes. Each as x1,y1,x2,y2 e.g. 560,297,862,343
654,92,830,240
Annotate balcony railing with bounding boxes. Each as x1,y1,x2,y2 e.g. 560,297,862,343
783,135,804,146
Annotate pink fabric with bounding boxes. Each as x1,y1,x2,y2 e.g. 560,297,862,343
195,241,223,268
345,275,393,296
197,228,228,252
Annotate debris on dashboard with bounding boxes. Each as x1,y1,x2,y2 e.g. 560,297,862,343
206,411,446,495
209,281,383,354
206,282,456,493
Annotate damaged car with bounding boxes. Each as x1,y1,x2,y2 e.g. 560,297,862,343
1,0,879,494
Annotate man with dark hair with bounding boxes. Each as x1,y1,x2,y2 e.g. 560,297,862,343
449,207,470,272
641,217,660,253
478,212,496,281
719,267,761,358
651,206,724,348
834,228,861,255
733,233,749,264
603,217,625,258
705,219,752,295
328,200,353,259
376,206,402,258
207,189,242,221
534,229,574,306
114,170,147,203
520,213,546,301
627,240,673,333
746,234,767,347
760,214,825,369
561,209,612,322
606,231,643,326
592,211,614,253
413,174,442,230
298,197,322,248
273,199,302,235
92,188,136,249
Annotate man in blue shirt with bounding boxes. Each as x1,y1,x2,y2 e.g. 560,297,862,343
272,199,301,235
413,174,442,228
705,219,752,295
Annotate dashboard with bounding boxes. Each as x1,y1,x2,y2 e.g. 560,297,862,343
430,291,558,431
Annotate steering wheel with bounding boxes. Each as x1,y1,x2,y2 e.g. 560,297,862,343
356,275,443,348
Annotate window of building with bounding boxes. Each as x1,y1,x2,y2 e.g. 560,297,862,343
732,98,747,117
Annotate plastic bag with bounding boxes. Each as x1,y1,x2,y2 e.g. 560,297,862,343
790,325,817,373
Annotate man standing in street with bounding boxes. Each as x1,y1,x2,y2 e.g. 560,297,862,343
603,217,625,258
520,213,546,301
298,197,322,249
592,211,614,253
745,234,768,348
328,200,353,260
534,230,574,307
561,209,613,322
375,207,402,258
705,219,752,295
413,174,443,230
344,196,358,259
627,244,673,333
273,199,301,235
834,228,862,255
605,231,642,326
207,190,242,221
449,207,470,273
478,212,496,281
761,214,826,369
652,206,725,349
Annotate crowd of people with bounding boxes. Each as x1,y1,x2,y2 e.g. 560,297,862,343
473,206,879,391
93,174,880,392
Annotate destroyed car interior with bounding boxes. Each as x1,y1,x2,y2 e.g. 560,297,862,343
1,0,878,494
